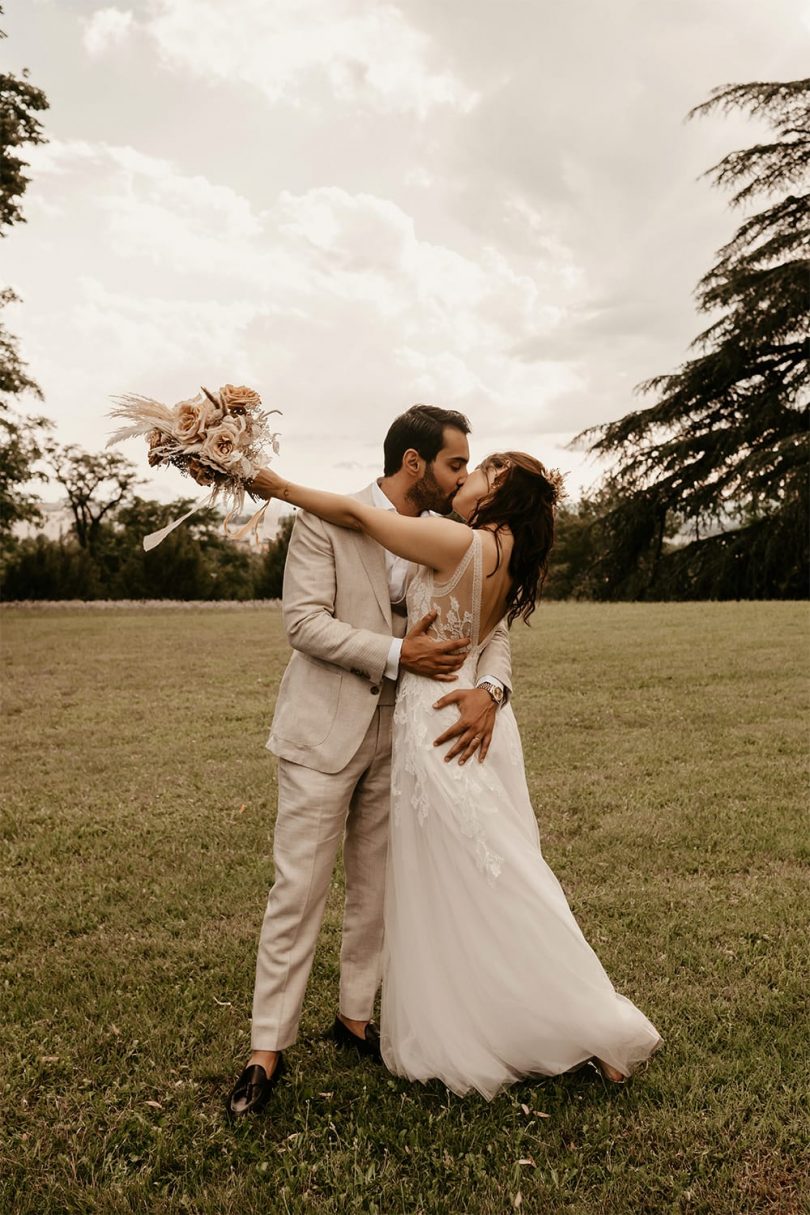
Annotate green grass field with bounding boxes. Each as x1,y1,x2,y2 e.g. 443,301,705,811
1,602,808,1215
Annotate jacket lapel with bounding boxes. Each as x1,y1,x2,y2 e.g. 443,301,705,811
350,484,392,626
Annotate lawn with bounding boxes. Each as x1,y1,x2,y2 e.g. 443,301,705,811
1,602,807,1214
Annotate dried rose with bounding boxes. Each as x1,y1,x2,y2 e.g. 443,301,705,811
220,384,262,415
173,395,223,444
173,400,206,443
201,419,246,473
221,409,253,441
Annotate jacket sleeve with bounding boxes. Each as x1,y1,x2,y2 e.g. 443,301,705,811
281,510,391,683
475,619,513,702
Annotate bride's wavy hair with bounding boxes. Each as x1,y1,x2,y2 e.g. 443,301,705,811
468,452,566,626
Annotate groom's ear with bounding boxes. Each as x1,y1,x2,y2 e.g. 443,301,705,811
401,447,425,479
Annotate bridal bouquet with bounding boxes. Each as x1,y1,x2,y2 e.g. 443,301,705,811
107,384,280,550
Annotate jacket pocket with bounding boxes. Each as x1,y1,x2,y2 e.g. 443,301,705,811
271,658,343,748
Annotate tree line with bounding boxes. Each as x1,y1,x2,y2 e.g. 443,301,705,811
1,10,806,601
1,494,294,602
0,434,293,602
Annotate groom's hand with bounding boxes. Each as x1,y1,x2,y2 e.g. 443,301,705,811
400,611,469,682
432,688,497,764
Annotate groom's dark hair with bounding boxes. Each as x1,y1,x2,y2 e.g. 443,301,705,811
383,404,470,476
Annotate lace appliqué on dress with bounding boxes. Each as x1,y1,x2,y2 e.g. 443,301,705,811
434,594,474,647
392,676,432,826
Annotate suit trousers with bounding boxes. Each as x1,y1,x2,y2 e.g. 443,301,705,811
251,702,394,1050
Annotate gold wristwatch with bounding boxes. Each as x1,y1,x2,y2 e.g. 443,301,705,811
478,681,504,706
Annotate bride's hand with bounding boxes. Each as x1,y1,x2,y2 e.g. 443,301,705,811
249,467,287,501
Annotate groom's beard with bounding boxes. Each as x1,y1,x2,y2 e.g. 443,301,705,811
406,466,456,515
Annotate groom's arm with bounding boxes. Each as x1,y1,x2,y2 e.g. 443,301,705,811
281,510,391,682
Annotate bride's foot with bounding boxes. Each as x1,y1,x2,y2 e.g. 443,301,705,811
595,1058,628,1084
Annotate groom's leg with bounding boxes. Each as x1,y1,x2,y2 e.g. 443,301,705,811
339,703,394,1022
250,714,381,1052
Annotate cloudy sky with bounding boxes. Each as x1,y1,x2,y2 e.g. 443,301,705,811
4,0,808,505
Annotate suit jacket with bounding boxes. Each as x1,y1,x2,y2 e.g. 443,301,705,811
267,484,513,774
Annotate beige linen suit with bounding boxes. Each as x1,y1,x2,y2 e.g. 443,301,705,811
251,485,512,1050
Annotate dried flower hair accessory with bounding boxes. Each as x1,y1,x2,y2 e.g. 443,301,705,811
543,467,567,506
107,384,281,550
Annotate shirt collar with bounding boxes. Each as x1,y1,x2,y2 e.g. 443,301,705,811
372,479,397,511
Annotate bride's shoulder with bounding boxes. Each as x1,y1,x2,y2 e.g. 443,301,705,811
477,526,513,572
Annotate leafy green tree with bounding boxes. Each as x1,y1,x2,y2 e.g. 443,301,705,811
577,79,809,600
108,498,217,599
111,497,262,600
0,387,50,556
0,11,51,554
542,500,595,601
0,13,48,232
254,513,294,599
544,492,613,601
46,444,141,554
0,535,104,601
208,542,258,601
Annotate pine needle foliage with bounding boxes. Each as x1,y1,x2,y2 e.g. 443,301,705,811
576,79,809,600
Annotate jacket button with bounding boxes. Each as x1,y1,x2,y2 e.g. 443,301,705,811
370,685,380,695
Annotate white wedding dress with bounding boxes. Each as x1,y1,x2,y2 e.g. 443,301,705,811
380,532,662,1099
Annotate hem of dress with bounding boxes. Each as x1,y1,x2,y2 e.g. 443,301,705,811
382,1036,663,1103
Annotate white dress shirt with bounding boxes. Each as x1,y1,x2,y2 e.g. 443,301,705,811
371,480,503,697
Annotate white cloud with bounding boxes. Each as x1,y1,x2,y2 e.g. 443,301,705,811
83,7,134,56
14,138,583,492
25,143,576,364
75,278,262,376
404,167,434,189
128,0,477,118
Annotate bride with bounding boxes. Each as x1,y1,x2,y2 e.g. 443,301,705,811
250,451,662,1099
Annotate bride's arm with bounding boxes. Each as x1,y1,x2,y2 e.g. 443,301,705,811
250,467,471,572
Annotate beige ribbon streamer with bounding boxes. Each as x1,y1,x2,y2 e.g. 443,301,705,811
142,492,214,552
228,499,271,545
143,494,271,552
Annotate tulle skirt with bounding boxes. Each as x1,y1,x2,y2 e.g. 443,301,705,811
380,672,662,1100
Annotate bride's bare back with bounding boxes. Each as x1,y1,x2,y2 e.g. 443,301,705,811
411,529,514,654
477,527,515,642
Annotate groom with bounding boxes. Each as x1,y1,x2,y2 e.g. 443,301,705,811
225,404,513,1117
